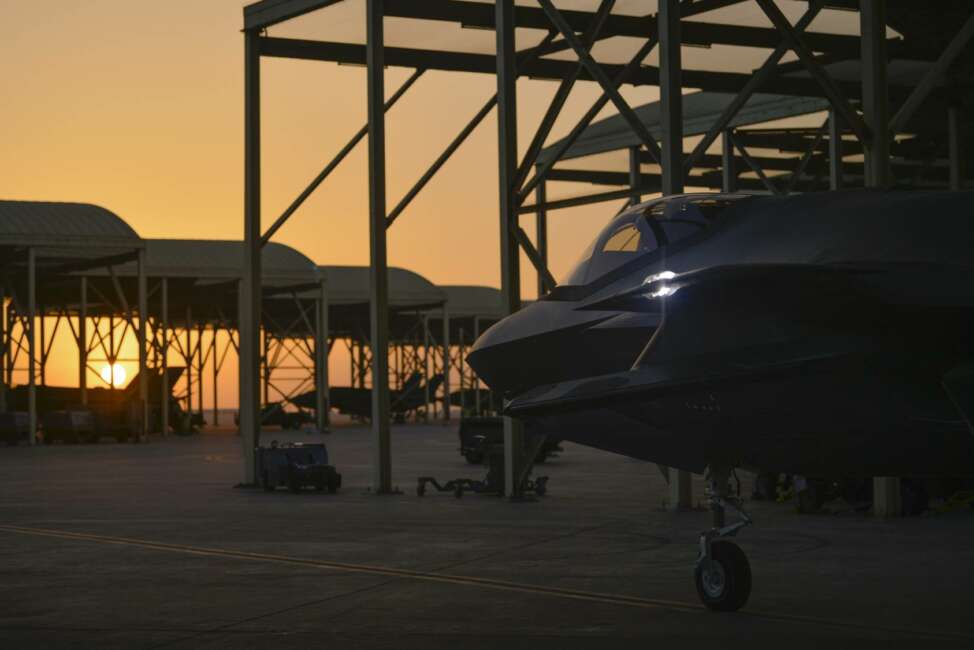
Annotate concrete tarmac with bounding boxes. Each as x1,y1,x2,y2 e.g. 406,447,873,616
1,422,973,648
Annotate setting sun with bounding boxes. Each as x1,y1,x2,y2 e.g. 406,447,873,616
99,363,127,388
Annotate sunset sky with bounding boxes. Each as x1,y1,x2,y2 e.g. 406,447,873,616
1,1,849,405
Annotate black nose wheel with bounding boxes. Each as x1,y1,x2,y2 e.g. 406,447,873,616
695,540,752,611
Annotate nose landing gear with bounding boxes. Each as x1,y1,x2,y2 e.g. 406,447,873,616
695,467,753,611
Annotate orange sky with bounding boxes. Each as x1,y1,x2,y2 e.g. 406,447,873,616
2,1,851,406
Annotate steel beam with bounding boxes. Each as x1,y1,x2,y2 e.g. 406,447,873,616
520,36,658,203
721,130,735,191
536,180,548,298
496,0,520,316
731,132,781,195
890,11,974,135
689,4,824,177
441,306,450,423
79,277,88,406
241,29,263,484
161,278,169,436
261,68,424,246
0,282,5,413
27,248,36,445
244,0,343,31
316,276,330,432
829,109,844,190
137,249,148,440
862,0,898,516
628,146,642,205
387,93,497,228
756,0,869,145
259,36,886,100
659,0,683,195
861,0,891,189
367,0,393,494
538,0,662,164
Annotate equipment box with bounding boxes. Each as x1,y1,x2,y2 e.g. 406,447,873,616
0,412,29,445
43,410,97,444
257,442,341,493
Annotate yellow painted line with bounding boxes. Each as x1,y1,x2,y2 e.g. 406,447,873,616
0,524,969,641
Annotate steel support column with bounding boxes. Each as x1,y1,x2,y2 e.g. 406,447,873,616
659,0,683,196
660,0,690,510
211,327,219,426
0,281,5,413
241,29,263,484
861,0,890,189
535,180,548,299
79,277,88,406
137,249,148,440
441,306,450,423
161,278,169,436
315,276,330,432
367,0,392,493
721,130,735,192
829,108,844,190
949,106,963,191
497,0,525,498
27,248,36,445
628,146,642,205
862,0,898,516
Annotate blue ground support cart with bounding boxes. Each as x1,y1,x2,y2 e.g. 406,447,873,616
257,442,341,493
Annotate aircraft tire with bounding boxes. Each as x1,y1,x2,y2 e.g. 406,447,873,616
695,540,751,612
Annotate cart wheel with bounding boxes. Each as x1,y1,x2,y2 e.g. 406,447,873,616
694,540,751,612
534,480,547,497
417,481,426,497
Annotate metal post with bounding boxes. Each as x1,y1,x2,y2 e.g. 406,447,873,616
27,248,36,445
315,276,330,432
829,109,844,191
661,0,689,510
629,145,642,205
39,306,45,387
211,326,218,427
473,317,481,416
949,105,963,190
241,28,262,484
535,180,548,299
79,277,87,406
458,327,465,416
138,249,148,440
185,307,193,421
197,323,205,422
861,0,890,188
496,0,520,316
659,0,684,196
423,314,431,420
862,0,898,516
441,306,450,423
497,0,524,498
0,281,5,413
161,278,169,436
367,0,392,493
721,130,735,192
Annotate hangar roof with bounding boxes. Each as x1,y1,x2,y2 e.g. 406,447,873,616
0,200,141,249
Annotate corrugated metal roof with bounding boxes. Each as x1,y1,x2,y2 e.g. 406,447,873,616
438,285,505,320
320,266,446,308
0,200,141,247
144,239,318,284
538,91,829,163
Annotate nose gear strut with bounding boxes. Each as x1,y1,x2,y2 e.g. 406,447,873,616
695,467,753,611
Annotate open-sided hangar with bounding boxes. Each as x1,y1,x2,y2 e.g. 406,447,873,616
239,0,974,514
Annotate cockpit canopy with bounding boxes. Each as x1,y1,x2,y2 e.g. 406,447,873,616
559,193,751,288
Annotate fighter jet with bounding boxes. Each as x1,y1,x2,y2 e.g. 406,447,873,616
290,371,444,422
467,189,974,611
